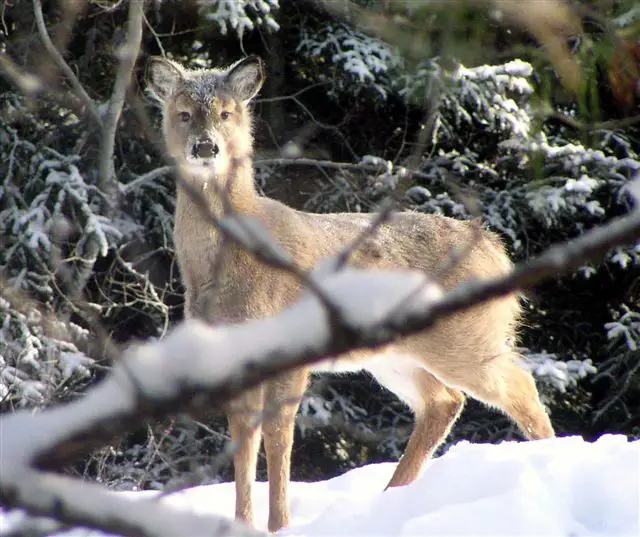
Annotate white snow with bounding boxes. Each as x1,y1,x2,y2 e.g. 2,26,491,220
1,435,638,536
199,0,280,37
605,305,640,351
522,350,596,394
297,23,402,99
1,267,638,536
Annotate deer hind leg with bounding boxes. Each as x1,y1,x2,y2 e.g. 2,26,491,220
262,369,309,533
367,358,466,490
227,385,264,527
449,352,555,441
485,357,555,440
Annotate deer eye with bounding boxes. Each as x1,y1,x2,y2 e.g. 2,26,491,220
178,111,191,122
220,111,231,121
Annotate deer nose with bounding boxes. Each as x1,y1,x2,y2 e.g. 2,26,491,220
192,141,219,159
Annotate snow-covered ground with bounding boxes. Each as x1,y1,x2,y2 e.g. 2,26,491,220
2,435,638,536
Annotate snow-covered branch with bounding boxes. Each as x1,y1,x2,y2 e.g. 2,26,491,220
1,469,261,537
1,178,639,534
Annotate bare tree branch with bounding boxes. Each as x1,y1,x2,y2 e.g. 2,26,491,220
541,110,640,131
98,0,144,201
32,0,104,128
69,0,144,304
122,157,433,194
121,165,174,195
255,156,433,182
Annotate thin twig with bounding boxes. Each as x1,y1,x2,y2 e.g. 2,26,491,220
543,110,640,131
121,165,174,195
333,197,397,270
143,9,166,57
255,82,328,104
255,156,433,182
32,0,103,128
120,158,434,195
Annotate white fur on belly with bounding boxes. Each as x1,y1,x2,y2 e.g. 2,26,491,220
313,352,424,412
311,357,365,375
365,354,424,411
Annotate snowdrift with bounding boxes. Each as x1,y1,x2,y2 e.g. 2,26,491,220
1,435,637,536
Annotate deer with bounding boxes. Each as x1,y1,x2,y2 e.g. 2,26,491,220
145,54,555,533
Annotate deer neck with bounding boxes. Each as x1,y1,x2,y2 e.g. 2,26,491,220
174,158,259,233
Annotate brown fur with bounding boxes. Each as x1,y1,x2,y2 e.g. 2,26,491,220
146,55,555,532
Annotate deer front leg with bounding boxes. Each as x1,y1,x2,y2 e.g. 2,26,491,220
262,369,309,532
385,371,465,488
227,386,264,527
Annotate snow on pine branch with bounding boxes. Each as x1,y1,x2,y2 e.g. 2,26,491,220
394,57,640,265
522,350,596,397
613,5,640,28
591,303,640,424
198,0,280,37
297,22,402,99
0,111,136,413
512,136,640,229
0,124,131,300
392,59,539,248
606,304,640,353
399,59,534,140
0,293,93,410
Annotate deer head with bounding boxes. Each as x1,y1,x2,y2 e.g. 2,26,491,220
146,55,265,180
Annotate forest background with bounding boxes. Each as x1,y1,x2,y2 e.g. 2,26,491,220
1,0,639,502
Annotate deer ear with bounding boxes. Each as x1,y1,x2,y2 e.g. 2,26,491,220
146,57,184,102
225,56,265,102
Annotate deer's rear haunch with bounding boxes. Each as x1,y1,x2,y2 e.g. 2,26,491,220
146,55,555,532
